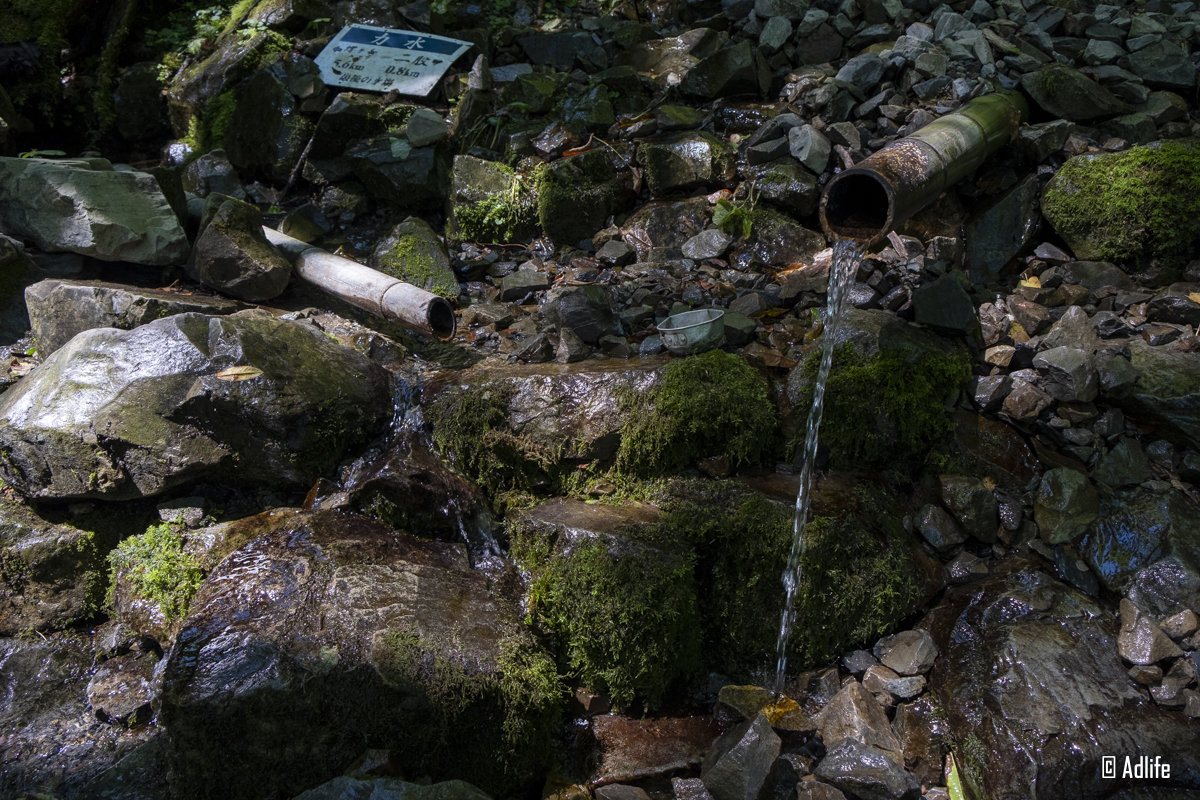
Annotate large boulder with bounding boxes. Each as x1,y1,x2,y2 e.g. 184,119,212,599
368,217,458,298
0,311,392,500
448,155,539,244
186,194,293,301
637,132,737,196
1041,141,1200,267
0,234,43,345
0,158,188,265
1020,64,1129,121
159,510,558,799
24,278,242,356
1102,338,1200,451
536,148,637,246
920,559,1200,800
223,61,316,183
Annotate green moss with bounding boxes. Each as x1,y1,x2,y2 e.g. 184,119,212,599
0,0,89,121
511,520,701,709
376,235,459,298
795,344,971,471
373,627,562,785
453,168,539,244
91,0,140,139
107,522,204,622
533,150,632,245
1042,141,1200,267
617,349,777,477
204,90,237,151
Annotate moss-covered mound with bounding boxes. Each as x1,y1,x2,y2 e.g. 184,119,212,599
108,521,204,624
1041,140,1200,267
794,344,971,471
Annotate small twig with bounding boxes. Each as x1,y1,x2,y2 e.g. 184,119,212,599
281,133,316,202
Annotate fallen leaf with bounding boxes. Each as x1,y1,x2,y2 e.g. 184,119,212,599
215,366,263,381
1019,276,1042,288
1188,292,1200,305
9,358,35,377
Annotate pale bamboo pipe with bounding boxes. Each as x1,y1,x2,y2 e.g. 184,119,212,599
263,226,456,341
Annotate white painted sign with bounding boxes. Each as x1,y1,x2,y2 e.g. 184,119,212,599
314,24,472,97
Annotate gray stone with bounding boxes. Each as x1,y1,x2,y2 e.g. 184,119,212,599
24,278,242,357
369,217,458,299
543,285,618,343
347,137,450,210
557,327,591,364
1002,379,1054,421
1150,657,1196,707
788,125,831,174
836,53,886,93
1098,112,1157,145
755,0,809,20
1043,306,1100,351
940,475,999,543
1021,64,1129,121
844,650,879,674
0,158,188,266
722,311,756,347
1103,339,1200,451
187,195,292,302
1160,609,1198,640
597,785,651,800
863,664,900,701
911,275,977,336
946,551,989,584
885,675,926,700
1033,347,1098,403
1034,468,1099,545
224,63,314,183
916,503,967,552
875,630,938,676
404,108,449,147
1093,437,1154,488
183,150,246,199
759,16,793,52
701,714,781,800
934,12,974,41
740,158,820,217
963,175,1041,282
86,651,160,727
293,776,492,800
1055,261,1132,290
1082,39,1126,66
1118,598,1183,664
500,269,551,301
638,132,736,196
814,739,920,800
683,229,734,260
817,681,902,756
0,311,391,500
596,239,636,266
973,375,1012,412
729,207,825,269
1126,42,1197,91
680,41,771,100
1015,120,1073,162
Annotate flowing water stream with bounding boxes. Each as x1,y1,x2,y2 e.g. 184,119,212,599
772,237,866,695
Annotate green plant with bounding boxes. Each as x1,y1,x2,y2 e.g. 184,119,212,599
107,522,204,622
18,149,66,158
712,197,753,238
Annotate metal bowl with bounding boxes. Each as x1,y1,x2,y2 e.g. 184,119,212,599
656,308,726,356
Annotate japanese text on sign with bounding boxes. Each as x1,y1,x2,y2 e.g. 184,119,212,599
314,24,472,97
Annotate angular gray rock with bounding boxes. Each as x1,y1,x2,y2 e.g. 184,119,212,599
1034,468,1099,545
1118,598,1183,665
187,194,292,302
0,311,392,500
788,125,831,174
86,651,161,727
24,278,242,357
817,681,903,756
701,715,782,800
293,776,493,800
368,217,459,299
916,503,967,552
0,158,188,265
911,275,977,336
1092,437,1153,488
940,475,999,543
875,630,938,677
813,739,920,800
1033,347,1098,403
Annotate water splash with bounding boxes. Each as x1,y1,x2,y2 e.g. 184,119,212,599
772,237,865,695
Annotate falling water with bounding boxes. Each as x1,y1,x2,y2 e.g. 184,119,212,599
772,237,866,695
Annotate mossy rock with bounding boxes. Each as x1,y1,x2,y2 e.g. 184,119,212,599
368,217,459,298
108,521,204,644
636,131,737,196
535,148,636,246
1041,140,1200,268
448,155,539,244
511,498,701,710
223,62,314,182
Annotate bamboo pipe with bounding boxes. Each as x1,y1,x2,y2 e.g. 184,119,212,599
263,226,457,341
819,90,1029,246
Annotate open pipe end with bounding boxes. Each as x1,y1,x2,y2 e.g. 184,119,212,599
428,297,457,341
820,169,895,246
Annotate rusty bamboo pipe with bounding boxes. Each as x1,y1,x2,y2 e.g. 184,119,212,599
263,226,456,341
819,90,1029,246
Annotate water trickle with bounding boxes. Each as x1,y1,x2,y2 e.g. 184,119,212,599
772,237,865,696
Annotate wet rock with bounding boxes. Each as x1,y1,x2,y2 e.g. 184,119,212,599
1014,120,1072,162
1033,468,1099,545
1092,437,1154,488
537,148,636,246
817,681,902,756
519,30,599,69
923,562,1200,800
0,158,188,266
701,714,781,800
946,550,990,584
674,776,715,800
973,375,1011,412
1126,41,1197,91
732,208,825,269
1080,488,1200,611
293,776,493,800
347,137,450,210
369,217,458,298
182,149,245,199
940,476,999,543
1148,289,1200,327
683,229,734,259
86,651,160,727
916,503,967,552
557,327,591,364
306,93,400,172
593,714,720,784
740,158,820,218
449,156,538,244
1148,656,1195,708
596,785,651,800
794,785,848,800
404,108,448,147
187,194,292,301
681,40,770,100
963,176,1041,282
1001,378,1053,421
596,239,636,266
891,696,950,787
0,311,391,500
1118,598,1183,665
1021,63,1128,121
1161,609,1198,640
0,236,42,344
911,275,977,336
224,62,315,182
787,125,831,174
813,739,920,800
1104,338,1200,451
25,278,242,357
875,630,938,677
1055,261,1132,290
543,285,619,343
1033,347,1098,403
622,197,711,261
639,132,736,195
836,53,886,94
1043,307,1099,352
0,635,158,797
161,511,555,799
